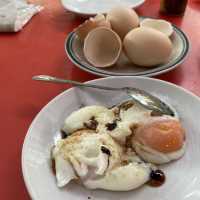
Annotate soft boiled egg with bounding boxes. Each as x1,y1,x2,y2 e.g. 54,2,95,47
123,27,173,67
52,129,152,191
109,100,186,164
53,99,185,190
132,117,186,164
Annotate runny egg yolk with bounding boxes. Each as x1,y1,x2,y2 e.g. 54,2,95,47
133,119,185,153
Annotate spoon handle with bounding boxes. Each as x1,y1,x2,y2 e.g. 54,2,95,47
32,75,175,116
32,75,122,91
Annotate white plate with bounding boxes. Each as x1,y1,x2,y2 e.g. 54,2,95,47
60,0,145,16
65,19,189,77
22,77,200,200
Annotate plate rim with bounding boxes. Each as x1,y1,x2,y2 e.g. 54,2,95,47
60,0,146,16
65,20,190,77
22,76,200,200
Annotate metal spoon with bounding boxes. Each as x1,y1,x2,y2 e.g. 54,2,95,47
32,75,174,116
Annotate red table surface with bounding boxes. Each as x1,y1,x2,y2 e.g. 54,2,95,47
0,0,200,199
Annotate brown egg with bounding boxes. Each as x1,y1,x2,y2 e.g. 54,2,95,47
107,6,139,39
123,27,173,67
75,14,111,42
83,27,122,68
133,119,185,153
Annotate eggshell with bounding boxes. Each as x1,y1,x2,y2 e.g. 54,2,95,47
123,27,173,67
107,6,139,39
75,14,111,42
140,18,173,37
84,27,122,68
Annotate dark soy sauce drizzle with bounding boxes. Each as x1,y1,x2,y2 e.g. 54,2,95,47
61,130,68,139
51,158,56,175
150,110,163,117
148,169,166,187
84,116,98,130
101,146,111,156
106,122,117,131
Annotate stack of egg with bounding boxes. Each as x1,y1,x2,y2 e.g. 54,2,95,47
75,6,174,68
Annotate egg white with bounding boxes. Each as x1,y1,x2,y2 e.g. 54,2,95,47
53,128,152,190
53,152,77,187
62,105,115,134
132,141,186,164
53,129,122,187
83,162,151,191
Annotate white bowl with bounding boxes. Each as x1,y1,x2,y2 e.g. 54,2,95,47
22,76,200,200
60,0,145,16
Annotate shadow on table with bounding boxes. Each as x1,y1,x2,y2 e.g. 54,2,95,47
65,63,98,82
155,64,184,85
